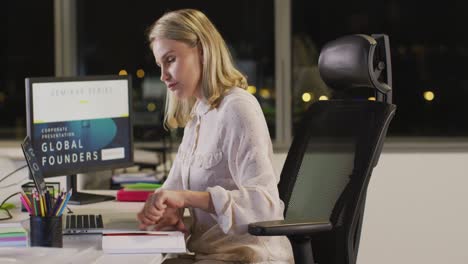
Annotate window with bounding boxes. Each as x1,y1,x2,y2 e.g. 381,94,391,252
77,0,275,141
2,1,54,139
292,0,468,136
5,1,464,143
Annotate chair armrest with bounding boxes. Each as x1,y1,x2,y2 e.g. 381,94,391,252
248,219,332,236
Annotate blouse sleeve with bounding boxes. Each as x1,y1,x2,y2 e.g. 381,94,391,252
206,96,285,235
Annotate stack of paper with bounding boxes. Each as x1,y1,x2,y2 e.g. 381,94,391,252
0,223,28,247
112,171,161,184
0,247,101,264
102,231,186,254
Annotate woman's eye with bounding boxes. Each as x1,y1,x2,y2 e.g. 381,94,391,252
167,57,175,63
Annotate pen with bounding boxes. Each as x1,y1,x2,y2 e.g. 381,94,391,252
56,189,72,216
51,195,63,216
45,191,51,216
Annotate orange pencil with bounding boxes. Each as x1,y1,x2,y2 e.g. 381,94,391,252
21,192,33,209
21,192,32,209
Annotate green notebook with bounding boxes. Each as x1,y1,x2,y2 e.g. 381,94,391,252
122,183,162,191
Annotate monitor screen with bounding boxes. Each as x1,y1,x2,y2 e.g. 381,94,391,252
25,75,134,178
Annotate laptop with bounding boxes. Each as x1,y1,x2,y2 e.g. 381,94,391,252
63,213,141,235
20,136,140,235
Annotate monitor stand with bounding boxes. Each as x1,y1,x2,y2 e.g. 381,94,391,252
66,174,114,205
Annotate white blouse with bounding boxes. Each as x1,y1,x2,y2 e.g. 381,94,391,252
162,87,293,263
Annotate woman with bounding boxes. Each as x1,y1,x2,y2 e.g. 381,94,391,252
137,9,293,263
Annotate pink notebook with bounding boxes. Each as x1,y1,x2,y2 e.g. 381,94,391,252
116,189,152,202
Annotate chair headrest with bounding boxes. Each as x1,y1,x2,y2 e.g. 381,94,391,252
318,34,392,103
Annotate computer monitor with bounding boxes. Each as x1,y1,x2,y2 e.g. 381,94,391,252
25,75,134,205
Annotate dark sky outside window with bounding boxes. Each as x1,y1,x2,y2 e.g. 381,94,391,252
2,1,54,138
3,0,468,140
292,0,468,136
77,0,275,141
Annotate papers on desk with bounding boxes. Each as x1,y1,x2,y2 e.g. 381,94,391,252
93,254,164,264
102,230,186,254
112,171,162,184
0,246,163,264
0,247,87,264
0,223,27,247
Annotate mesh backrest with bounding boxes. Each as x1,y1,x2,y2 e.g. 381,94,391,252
286,144,355,221
279,100,395,264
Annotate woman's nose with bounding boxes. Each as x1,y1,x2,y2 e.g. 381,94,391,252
160,67,171,82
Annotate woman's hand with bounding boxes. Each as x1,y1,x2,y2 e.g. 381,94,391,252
137,189,214,230
137,190,186,230
137,193,164,229
152,207,188,234
151,189,186,210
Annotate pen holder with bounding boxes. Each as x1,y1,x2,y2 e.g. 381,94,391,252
29,215,63,248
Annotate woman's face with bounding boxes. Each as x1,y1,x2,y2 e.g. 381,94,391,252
152,38,203,99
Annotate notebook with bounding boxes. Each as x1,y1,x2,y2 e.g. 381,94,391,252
0,223,28,247
102,231,186,254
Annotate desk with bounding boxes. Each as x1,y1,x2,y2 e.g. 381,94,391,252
3,190,167,264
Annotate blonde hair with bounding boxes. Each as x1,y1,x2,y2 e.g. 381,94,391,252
147,9,248,129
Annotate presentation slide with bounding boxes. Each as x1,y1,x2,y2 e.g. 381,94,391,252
31,80,131,175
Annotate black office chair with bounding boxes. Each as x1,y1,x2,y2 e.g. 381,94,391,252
248,34,396,264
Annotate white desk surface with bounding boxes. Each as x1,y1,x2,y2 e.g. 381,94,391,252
2,190,168,264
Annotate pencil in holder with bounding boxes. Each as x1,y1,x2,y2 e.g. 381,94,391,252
21,182,60,212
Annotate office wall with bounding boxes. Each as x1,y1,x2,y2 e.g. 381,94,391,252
358,152,468,264
271,152,468,264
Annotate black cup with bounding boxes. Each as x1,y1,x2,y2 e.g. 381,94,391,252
29,215,63,247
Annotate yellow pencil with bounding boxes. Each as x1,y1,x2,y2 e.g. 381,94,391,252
39,194,45,216
43,194,48,216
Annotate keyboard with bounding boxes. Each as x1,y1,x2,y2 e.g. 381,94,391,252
63,214,104,234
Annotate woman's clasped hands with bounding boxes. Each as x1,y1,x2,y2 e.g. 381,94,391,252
137,189,188,234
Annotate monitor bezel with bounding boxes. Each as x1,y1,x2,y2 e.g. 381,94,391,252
25,75,134,178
